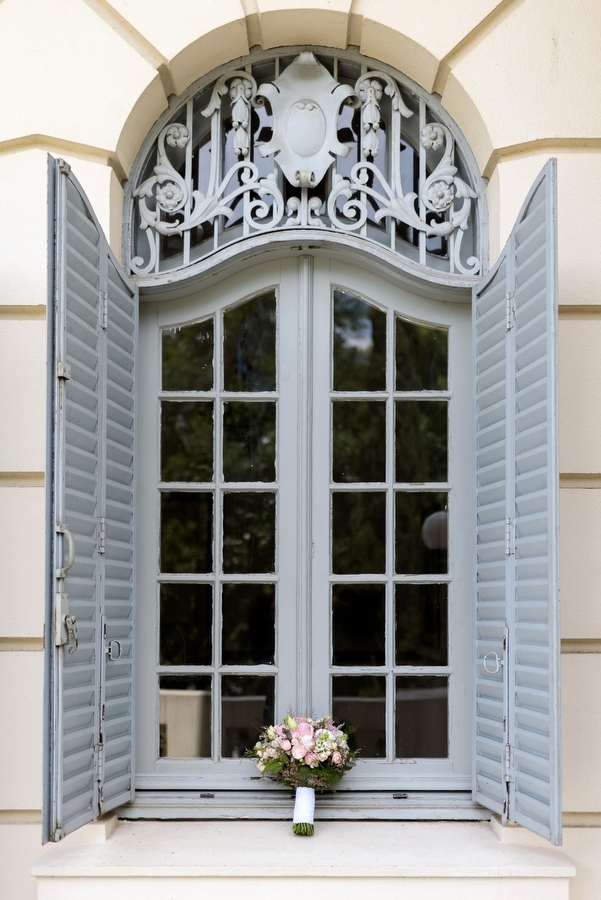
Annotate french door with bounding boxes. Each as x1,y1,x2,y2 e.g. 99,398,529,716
136,256,473,791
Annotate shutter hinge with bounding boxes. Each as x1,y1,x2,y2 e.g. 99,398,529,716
505,291,516,331
504,742,515,783
100,291,108,330
505,517,514,556
53,825,65,841
56,360,71,380
97,516,107,554
94,742,104,783
58,159,71,176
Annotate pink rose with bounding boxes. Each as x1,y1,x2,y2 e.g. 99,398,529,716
291,743,307,759
331,751,342,765
280,740,291,751
305,752,319,768
297,722,314,739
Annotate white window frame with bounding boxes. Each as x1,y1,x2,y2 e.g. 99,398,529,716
135,255,473,794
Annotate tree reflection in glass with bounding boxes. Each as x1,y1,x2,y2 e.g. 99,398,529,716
223,292,276,392
162,319,214,391
333,291,386,391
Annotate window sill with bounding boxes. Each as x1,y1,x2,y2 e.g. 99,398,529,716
33,817,574,886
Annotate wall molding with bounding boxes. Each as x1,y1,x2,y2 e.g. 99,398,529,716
0,473,44,487
0,305,46,320
0,135,127,183
560,474,601,489
483,138,601,181
561,639,601,654
433,0,525,96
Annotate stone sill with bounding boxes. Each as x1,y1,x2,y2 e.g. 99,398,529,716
33,817,575,880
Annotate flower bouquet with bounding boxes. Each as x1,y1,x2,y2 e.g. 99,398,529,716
245,714,358,836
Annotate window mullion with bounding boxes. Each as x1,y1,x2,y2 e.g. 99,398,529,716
385,305,396,762
214,307,224,761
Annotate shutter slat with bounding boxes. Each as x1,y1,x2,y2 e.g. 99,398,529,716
472,160,560,845
45,158,136,843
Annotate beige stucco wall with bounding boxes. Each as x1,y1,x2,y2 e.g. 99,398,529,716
1,1,600,898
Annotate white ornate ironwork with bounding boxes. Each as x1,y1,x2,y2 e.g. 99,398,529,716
130,52,482,278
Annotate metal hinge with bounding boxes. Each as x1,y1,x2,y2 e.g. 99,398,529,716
505,291,516,331
100,291,108,330
504,742,515,783
94,742,104,783
97,516,107,554
58,159,71,176
56,360,71,380
505,517,514,556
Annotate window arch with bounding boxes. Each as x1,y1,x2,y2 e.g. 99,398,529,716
124,48,486,287
45,46,560,847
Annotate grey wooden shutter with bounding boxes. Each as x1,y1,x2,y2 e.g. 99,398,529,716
44,158,137,842
473,160,560,844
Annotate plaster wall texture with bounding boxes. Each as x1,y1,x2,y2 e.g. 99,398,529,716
561,655,601,811
0,320,47,472
559,319,601,473
0,1,600,899
492,153,601,304
0,152,49,309
0,487,45,637
0,822,41,900
0,652,43,809
560,489,601,640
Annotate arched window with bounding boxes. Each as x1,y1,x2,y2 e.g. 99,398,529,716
45,50,560,846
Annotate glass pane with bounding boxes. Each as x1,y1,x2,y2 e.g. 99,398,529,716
395,583,448,665
332,492,386,574
395,318,447,391
396,675,448,758
222,583,275,665
160,583,213,666
332,401,386,483
333,291,386,391
222,492,276,573
221,675,275,758
223,292,276,392
395,401,447,483
159,675,212,758
160,492,213,573
161,401,213,482
395,492,447,574
332,584,385,666
223,401,276,482
162,320,214,391
332,675,386,757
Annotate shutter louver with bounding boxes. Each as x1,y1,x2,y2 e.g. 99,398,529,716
473,160,560,844
44,159,137,842
473,256,509,817
100,257,136,813
511,164,560,842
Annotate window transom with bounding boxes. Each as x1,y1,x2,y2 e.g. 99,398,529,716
127,50,483,281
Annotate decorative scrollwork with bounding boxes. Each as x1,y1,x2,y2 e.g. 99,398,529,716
130,53,482,277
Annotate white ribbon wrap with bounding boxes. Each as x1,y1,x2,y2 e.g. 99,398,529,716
292,786,315,824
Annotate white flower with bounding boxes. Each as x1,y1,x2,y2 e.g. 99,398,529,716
421,123,445,151
165,124,190,148
427,181,454,210
156,182,184,211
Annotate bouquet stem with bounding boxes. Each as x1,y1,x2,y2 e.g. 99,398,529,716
292,786,315,836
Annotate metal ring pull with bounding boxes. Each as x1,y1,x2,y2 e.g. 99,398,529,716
106,640,123,661
56,523,75,579
482,651,504,675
